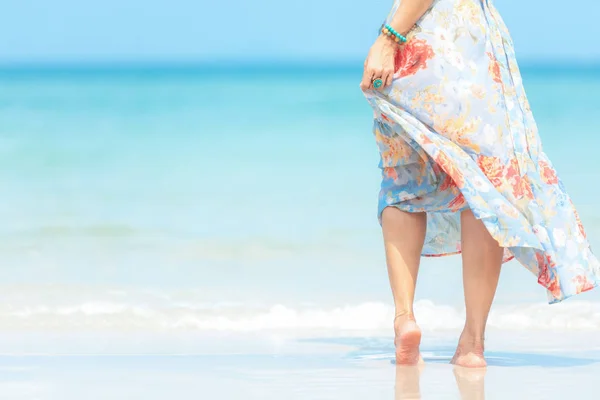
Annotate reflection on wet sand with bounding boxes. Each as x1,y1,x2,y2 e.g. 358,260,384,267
453,366,486,400
394,365,424,400
394,365,487,400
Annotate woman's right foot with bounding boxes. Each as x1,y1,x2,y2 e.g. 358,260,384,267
394,316,422,365
450,333,486,368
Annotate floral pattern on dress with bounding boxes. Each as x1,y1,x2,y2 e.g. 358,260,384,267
363,0,600,303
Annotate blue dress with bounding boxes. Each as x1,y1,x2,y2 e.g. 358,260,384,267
363,0,600,303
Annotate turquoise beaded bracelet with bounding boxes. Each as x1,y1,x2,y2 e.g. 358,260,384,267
381,24,407,44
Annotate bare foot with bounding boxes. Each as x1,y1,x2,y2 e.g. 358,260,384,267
451,334,486,368
394,317,422,365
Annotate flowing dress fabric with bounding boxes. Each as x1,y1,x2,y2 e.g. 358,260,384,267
363,0,600,303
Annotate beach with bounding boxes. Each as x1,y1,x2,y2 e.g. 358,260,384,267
0,329,598,399
0,64,599,398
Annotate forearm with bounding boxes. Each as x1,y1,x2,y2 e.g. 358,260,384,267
387,0,434,36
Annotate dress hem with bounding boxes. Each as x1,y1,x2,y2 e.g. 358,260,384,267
548,280,599,304
421,251,516,265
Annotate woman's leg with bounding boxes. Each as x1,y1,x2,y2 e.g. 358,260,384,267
381,206,427,365
451,209,503,368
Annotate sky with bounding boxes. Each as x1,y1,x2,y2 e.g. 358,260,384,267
1,0,599,64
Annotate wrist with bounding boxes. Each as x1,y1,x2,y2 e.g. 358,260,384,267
388,24,412,38
380,23,408,46
377,33,401,48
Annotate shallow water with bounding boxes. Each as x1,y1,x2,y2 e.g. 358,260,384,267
0,331,598,399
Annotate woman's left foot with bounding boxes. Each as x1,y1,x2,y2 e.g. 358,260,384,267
451,333,486,368
394,317,422,365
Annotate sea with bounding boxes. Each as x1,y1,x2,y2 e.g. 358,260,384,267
0,63,599,399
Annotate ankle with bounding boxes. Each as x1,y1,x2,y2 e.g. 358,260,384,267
459,327,485,348
394,308,415,319
394,311,418,338
394,310,415,325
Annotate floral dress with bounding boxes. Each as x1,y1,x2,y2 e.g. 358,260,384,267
363,0,600,303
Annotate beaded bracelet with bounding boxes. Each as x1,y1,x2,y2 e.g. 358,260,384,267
381,24,407,44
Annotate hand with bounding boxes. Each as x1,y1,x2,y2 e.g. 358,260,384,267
360,35,398,91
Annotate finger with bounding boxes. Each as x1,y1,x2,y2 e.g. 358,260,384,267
384,68,394,88
375,71,390,91
363,68,375,90
360,67,375,90
370,67,384,90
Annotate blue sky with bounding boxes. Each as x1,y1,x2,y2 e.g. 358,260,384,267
1,0,598,64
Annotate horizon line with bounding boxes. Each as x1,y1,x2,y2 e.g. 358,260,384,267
0,59,599,76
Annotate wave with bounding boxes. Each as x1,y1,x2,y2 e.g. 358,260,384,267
1,294,600,332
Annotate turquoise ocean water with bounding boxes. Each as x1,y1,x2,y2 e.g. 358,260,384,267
0,64,600,333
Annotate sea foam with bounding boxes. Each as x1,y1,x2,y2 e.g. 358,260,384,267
1,297,600,332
